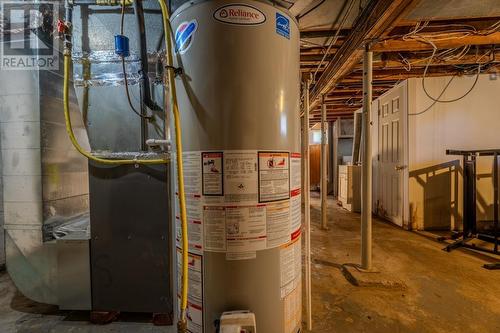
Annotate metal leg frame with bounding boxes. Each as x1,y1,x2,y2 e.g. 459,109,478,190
443,151,500,269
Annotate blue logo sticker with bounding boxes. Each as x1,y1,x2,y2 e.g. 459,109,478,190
175,19,198,54
276,13,290,39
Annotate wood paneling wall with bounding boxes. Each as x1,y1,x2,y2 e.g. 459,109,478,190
310,144,329,187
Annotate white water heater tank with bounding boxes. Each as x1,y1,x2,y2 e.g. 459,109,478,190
171,1,301,332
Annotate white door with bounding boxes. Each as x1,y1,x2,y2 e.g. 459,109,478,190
377,83,407,226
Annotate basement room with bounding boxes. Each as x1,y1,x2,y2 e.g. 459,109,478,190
0,0,499,332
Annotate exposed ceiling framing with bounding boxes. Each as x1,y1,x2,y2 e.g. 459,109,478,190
298,0,500,124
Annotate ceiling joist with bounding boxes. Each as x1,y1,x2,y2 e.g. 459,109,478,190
309,0,423,109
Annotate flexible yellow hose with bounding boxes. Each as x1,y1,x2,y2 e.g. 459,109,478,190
155,1,190,329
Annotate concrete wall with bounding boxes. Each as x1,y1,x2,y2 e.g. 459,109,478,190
407,75,500,231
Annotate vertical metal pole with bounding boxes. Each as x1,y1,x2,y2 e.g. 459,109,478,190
321,95,328,230
303,80,312,331
361,45,373,271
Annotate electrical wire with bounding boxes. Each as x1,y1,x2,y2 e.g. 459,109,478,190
312,0,356,82
420,40,482,104
120,0,150,119
408,40,482,116
393,19,498,116
408,76,455,116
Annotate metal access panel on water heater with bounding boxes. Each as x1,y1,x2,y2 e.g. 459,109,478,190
89,162,172,314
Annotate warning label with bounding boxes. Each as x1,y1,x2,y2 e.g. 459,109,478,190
280,236,301,299
226,205,267,252
224,151,258,204
283,284,302,333
176,249,203,333
203,206,226,251
202,152,223,196
175,150,301,259
266,201,291,248
258,152,290,203
175,194,203,254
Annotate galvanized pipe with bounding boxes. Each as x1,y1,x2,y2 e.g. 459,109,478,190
361,45,373,270
303,80,312,331
321,95,328,230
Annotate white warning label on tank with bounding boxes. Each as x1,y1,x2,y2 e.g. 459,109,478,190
284,283,302,333
175,150,301,258
226,251,257,261
224,151,258,204
226,205,267,252
202,152,223,196
266,200,291,248
176,194,203,254
290,153,302,236
182,152,203,194
258,152,290,203
177,249,203,304
176,249,203,333
280,236,301,299
177,296,203,333
203,206,226,251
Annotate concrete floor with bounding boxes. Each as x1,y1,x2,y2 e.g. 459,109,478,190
0,195,499,332
304,195,500,333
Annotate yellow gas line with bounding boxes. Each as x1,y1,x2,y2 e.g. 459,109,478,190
155,1,190,330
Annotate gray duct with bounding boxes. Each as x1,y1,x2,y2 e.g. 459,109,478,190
0,0,165,305
0,61,90,304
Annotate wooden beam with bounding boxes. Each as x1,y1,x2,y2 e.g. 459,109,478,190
302,50,500,71
309,0,422,109
372,32,500,52
300,28,351,39
339,64,499,84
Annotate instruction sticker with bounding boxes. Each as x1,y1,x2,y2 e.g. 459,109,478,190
177,296,203,333
280,237,301,299
176,249,203,333
266,201,291,248
283,284,302,333
224,151,258,204
176,150,301,258
258,152,290,203
226,205,267,252
276,12,290,39
202,152,223,196
290,153,302,235
226,251,257,261
203,206,226,252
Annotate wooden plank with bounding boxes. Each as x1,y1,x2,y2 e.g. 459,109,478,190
309,0,422,109
300,28,351,39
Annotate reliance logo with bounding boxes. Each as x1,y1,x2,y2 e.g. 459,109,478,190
214,4,266,25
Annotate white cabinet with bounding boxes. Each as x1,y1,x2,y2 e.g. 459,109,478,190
338,165,361,212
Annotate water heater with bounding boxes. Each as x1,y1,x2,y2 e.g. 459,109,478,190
171,1,301,332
